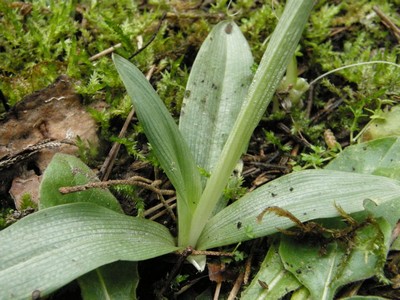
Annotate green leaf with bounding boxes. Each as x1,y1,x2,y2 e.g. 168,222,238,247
360,106,400,142
179,20,253,177
112,53,202,210
40,153,122,212
0,203,178,299
326,136,400,180
78,261,139,300
40,153,140,299
189,0,314,248
279,217,392,300
241,241,301,299
197,170,400,250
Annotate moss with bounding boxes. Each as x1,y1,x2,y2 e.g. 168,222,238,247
1,0,398,169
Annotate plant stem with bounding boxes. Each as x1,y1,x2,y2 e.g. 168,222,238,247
184,0,315,248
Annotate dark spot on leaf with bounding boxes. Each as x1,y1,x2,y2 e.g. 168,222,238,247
201,79,205,83
258,280,269,289
32,290,41,300
237,221,242,229
303,212,307,215
296,269,302,274
289,187,294,192
184,90,191,98
352,167,355,171
225,23,233,34
211,83,218,90
363,146,367,150
271,192,277,197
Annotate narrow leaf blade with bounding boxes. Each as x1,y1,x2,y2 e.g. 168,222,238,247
113,54,202,207
0,203,178,299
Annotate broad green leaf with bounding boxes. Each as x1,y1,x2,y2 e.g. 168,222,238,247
40,153,139,299
326,137,400,180
40,153,122,212
113,53,202,210
197,170,400,250
279,217,392,300
179,20,253,177
189,0,314,248
0,203,178,299
241,241,301,299
78,261,139,300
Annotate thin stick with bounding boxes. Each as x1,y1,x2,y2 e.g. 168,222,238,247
89,43,122,61
373,6,400,42
99,107,135,181
175,249,235,257
59,176,175,196
129,12,166,59
227,272,245,300
148,203,177,221
144,196,176,216
157,193,176,221
213,282,222,300
158,246,193,297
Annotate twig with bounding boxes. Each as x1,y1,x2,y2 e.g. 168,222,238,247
98,107,135,181
89,43,122,61
175,249,235,257
213,282,222,300
143,196,176,216
157,193,177,222
158,246,193,297
129,12,166,59
373,6,400,42
59,176,175,196
227,272,245,300
148,203,177,221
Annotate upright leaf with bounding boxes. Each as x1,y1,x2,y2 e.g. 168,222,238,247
0,203,178,299
189,0,315,248
113,54,202,209
179,21,253,177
